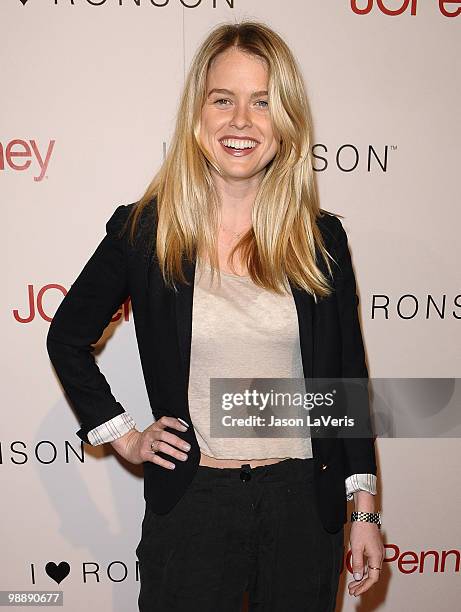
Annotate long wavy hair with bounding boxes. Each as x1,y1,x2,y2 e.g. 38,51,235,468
125,19,339,300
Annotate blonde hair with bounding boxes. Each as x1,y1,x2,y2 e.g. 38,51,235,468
126,19,339,300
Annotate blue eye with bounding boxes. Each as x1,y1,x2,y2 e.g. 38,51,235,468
213,99,269,108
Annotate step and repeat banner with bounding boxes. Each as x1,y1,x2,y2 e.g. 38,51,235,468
1,1,460,610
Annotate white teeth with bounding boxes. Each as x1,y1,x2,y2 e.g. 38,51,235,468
221,139,258,150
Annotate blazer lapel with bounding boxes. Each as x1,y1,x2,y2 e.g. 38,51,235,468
173,258,315,391
289,281,315,380
174,257,196,391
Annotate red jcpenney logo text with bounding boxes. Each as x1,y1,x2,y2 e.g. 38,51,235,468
351,0,461,17
346,544,460,574
13,284,131,323
0,139,55,182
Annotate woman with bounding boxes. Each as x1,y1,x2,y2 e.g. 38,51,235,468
47,20,384,612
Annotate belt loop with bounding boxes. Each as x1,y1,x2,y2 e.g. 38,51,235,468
240,463,252,482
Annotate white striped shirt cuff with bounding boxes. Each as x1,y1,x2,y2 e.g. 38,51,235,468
87,412,137,446
345,473,377,501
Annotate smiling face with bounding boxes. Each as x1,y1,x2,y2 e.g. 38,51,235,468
199,46,279,184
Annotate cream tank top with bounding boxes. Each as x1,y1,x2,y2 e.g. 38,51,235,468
187,261,313,461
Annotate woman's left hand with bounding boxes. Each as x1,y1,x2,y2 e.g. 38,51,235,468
347,521,385,597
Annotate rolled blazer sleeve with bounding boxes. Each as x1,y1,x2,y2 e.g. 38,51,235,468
331,216,378,479
46,204,132,444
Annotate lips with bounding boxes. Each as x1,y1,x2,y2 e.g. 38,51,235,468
219,140,258,157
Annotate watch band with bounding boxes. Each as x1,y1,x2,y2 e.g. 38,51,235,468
351,510,382,528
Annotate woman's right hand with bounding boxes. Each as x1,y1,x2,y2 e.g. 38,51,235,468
109,416,191,468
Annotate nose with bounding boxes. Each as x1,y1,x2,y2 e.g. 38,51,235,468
230,102,252,129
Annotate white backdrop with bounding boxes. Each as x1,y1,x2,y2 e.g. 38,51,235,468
1,1,460,610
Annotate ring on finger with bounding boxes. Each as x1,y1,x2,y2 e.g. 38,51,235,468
150,441,157,454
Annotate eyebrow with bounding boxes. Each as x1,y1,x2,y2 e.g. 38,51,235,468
207,88,268,98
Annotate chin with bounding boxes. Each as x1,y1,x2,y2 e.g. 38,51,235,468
223,168,258,179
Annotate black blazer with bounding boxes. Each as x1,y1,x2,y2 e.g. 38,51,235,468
46,198,377,535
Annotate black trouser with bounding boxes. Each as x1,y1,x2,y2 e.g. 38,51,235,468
136,457,344,612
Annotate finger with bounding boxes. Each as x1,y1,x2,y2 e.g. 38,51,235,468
347,573,366,591
149,452,176,470
365,564,383,581
158,416,189,431
348,573,379,597
351,549,365,581
158,429,191,453
348,564,381,595
148,439,189,463
147,416,180,431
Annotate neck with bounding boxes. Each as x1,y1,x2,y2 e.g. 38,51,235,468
212,172,262,229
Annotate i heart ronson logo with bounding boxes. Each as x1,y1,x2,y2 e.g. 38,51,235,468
45,562,70,584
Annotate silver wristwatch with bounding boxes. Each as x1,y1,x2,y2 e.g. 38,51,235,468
351,511,382,529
